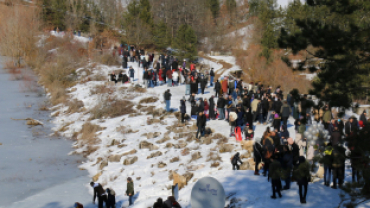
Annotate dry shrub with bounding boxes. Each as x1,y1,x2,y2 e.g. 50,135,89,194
90,99,135,119
181,148,190,156
207,151,222,162
170,157,179,163
90,85,114,95
90,74,107,81
67,99,84,113
234,44,311,94
95,53,120,66
48,83,68,105
139,97,159,105
78,122,104,145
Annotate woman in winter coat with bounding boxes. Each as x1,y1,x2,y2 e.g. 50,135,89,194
360,110,367,127
209,96,215,120
273,113,281,132
158,69,164,85
180,97,186,123
204,98,209,115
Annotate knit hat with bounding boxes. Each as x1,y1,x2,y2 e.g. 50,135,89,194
274,113,279,119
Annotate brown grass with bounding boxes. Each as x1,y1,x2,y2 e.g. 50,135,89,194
90,99,135,119
78,122,104,145
66,99,84,114
138,97,159,105
90,85,114,95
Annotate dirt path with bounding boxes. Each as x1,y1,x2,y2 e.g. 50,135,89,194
199,54,233,80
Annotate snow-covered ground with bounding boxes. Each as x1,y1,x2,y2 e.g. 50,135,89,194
44,53,359,208
210,56,243,78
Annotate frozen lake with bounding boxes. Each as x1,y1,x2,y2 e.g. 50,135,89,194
0,57,93,208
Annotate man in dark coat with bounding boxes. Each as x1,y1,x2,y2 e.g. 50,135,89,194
126,177,134,206
217,96,225,120
274,98,283,114
190,80,198,94
330,127,342,146
200,76,207,94
196,111,206,139
231,152,243,170
209,96,215,120
345,117,358,137
294,156,310,203
106,188,116,208
300,95,307,120
360,110,367,127
129,66,135,81
280,101,292,127
215,80,221,97
90,182,107,208
269,156,282,199
180,97,186,123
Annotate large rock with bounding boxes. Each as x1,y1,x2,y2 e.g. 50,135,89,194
147,132,154,139
147,151,163,159
174,140,187,149
170,157,179,163
123,156,138,165
200,137,212,145
122,149,137,156
108,154,122,162
218,144,235,153
153,132,161,138
99,159,108,170
158,161,167,168
241,140,254,152
139,141,159,151
92,172,102,182
190,152,202,161
156,135,171,144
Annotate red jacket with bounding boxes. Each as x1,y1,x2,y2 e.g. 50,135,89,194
166,70,173,79
158,69,163,81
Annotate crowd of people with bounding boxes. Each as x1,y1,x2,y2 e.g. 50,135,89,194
91,46,368,207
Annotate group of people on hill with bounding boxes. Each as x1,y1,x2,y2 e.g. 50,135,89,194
105,46,368,206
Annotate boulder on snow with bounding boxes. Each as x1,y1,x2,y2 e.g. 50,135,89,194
190,151,202,161
108,154,122,162
165,143,173,148
147,132,154,139
241,140,254,152
153,132,161,138
122,149,137,156
156,135,171,144
147,151,163,159
123,156,138,165
158,161,167,168
200,137,212,145
218,144,235,153
139,141,159,151
92,172,102,182
170,157,179,163
174,140,187,149
99,159,108,170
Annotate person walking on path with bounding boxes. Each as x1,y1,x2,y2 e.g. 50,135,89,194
90,182,108,208
126,177,135,206
164,89,172,112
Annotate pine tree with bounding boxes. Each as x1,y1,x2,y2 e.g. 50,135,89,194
139,0,153,26
207,0,220,19
153,21,171,50
173,24,198,61
279,2,370,206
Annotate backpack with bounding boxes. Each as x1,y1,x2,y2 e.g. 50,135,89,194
324,146,333,156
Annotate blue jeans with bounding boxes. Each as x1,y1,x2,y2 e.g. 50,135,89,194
129,195,133,206
258,113,264,124
218,108,224,119
130,76,134,81
324,165,331,184
173,81,178,86
210,76,214,86
165,100,171,112
196,126,205,138
167,78,172,87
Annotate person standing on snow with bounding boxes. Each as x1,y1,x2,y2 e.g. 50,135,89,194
209,68,215,87
180,97,186,123
294,156,310,204
253,137,263,175
129,66,135,81
125,177,135,206
215,80,221,97
269,156,283,199
164,89,172,112
196,111,206,139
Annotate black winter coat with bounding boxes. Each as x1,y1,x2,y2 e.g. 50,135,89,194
180,100,186,114
164,91,171,100
197,114,206,127
209,98,215,118
215,81,221,91
217,98,225,108
274,100,282,114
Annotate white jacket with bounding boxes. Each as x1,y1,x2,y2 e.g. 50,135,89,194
172,71,179,81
